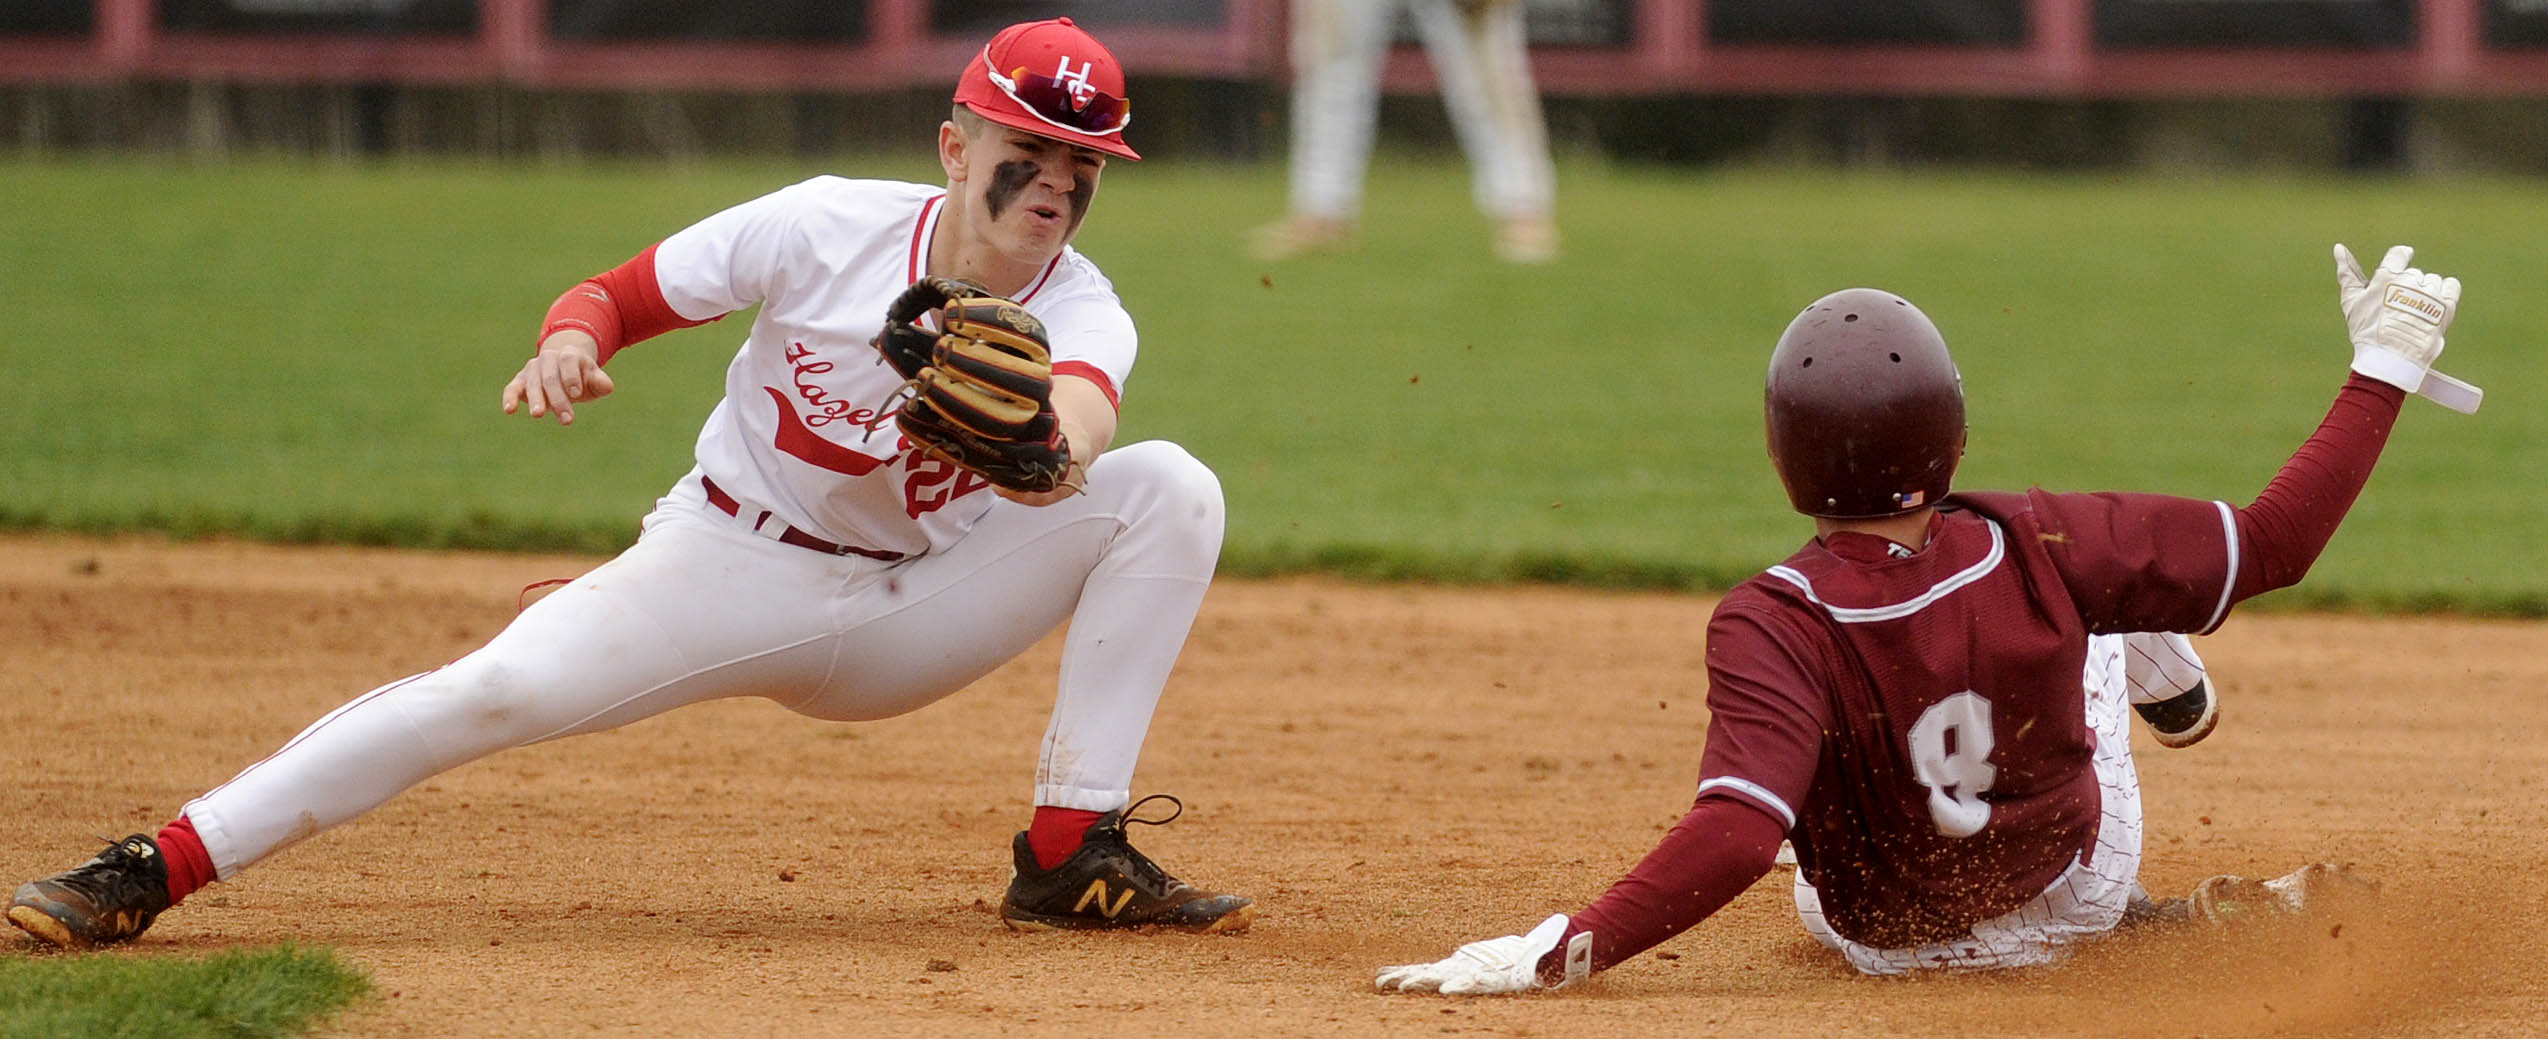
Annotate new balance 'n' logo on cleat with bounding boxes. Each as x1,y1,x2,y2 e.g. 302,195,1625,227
1072,879,1137,918
9,834,175,948
999,794,1252,933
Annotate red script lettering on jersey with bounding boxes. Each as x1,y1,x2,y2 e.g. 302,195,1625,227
761,341,901,476
765,387,892,475
785,341,895,428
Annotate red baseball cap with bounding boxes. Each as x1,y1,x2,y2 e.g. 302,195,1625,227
953,17,1140,161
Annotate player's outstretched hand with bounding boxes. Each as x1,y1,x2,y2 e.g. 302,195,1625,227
502,329,617,426
1374,913,1590,996
2334,243,2459,394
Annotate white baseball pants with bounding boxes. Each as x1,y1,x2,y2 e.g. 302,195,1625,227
1793,632,2195,974
1286,0,1557,222
182,441,1223,879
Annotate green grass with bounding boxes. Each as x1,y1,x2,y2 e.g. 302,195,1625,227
2,156,2541,612
0,944,370,1038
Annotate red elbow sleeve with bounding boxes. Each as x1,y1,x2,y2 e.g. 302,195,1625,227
537,243,714,365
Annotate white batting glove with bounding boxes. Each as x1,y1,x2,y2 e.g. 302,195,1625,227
1374,913,1593,996
2334,243,2459,394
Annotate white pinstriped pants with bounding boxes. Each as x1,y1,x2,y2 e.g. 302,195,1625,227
1793,632,2198,974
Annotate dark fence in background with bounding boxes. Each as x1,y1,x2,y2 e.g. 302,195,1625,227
6,0,2548,95
9,0,2548,168
1706,0,2030,45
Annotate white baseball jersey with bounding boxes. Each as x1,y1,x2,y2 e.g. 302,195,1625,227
656,176,1138,557
177,178,1228,881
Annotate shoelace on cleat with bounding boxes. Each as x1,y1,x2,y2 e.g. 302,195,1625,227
48,837,165,909
1085,794,1187,892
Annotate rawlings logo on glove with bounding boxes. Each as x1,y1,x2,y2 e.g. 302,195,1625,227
872,276,1077,494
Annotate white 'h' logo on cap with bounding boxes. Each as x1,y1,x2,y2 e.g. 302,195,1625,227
1051,56,1095,105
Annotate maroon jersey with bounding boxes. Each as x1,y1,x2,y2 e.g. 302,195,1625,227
1695,489,2234,948
1558,378,2405,974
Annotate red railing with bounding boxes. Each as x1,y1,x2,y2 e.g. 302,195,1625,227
1508,0,2548,97
0,0,1284,88
3,0,2545,97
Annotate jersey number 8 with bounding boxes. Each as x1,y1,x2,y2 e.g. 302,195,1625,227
1906,691,1996,838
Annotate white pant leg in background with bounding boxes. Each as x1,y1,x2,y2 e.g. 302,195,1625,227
1286,0,1394,221
1406,0,1557,221
1793,633,2146,975
183,440,1222,879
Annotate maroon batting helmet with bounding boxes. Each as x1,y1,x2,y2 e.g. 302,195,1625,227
1764,288,1966,519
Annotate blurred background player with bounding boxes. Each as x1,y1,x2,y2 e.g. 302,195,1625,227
1249,0,1561,264
9,17,1253,950
1376,242,2462,992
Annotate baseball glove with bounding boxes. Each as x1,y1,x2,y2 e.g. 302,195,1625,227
873,276,1075,494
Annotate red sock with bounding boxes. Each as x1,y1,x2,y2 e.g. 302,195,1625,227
156,815,216,905
1027,807,1104,870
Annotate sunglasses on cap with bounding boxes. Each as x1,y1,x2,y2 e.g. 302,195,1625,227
982,48,1132,138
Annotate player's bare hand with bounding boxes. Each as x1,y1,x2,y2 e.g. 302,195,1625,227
503,330,616,426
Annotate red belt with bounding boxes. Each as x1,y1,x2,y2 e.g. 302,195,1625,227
701,477,905,562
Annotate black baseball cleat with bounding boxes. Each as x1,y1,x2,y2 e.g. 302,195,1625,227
999,795,1253,933
9,834,175,949
2134,678,2219,749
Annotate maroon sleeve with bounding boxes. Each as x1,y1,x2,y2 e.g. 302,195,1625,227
2015,489,2236,635
1527,595,1821,978
1688,599,1830,824
2229,375,2407,602
1957,375,2409,636
1545,798,1787,976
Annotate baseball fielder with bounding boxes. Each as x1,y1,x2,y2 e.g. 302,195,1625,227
1250,0,1561,263
10,17,1254,948
1377,244,2465,992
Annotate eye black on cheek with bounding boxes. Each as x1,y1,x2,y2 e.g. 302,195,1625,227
1065,174,1095,233
985,160,1039,220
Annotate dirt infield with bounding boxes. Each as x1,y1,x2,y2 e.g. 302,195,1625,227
4,534,2545,1037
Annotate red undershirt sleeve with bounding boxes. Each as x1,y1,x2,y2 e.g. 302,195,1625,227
538,243,718,365
1538,796,1787,978
2229,374,2408,603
